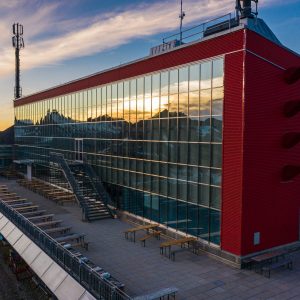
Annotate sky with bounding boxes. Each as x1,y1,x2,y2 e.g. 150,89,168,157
0,0,300,131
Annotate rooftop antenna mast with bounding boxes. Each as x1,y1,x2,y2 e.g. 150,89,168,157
179,0,186,45
12,23,24,99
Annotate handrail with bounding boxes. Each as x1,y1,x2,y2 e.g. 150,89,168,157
162,13,234,45
83,163,116,218
0,198,132,300
50,152,88,212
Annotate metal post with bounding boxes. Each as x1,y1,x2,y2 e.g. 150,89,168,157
179,0,185,45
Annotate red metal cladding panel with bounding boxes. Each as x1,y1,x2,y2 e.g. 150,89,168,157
221,50,245,255
246,30,300,69
242,48,300,255
15,30,245,107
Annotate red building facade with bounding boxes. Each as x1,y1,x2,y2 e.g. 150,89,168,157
15,24,300,261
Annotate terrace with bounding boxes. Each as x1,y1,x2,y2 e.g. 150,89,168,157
0,176,300,300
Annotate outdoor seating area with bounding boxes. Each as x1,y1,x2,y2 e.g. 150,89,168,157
17,179,76,206
243,249,294,278
160,237,197,261
124,223,199,261
124,224,161,244
0,184,126,291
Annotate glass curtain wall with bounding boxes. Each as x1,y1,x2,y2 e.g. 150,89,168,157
15,57,224,245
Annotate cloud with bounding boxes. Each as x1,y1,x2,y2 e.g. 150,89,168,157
0,0,290,78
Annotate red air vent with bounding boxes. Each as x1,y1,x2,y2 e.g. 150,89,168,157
283,67,300,84
281,132,300,149
283,100,300,117
281,165,300,181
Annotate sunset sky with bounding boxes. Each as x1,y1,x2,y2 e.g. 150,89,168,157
1,0,300,131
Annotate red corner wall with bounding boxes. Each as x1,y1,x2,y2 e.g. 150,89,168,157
222,29,300,257
221,50,245,255
240,32,300,255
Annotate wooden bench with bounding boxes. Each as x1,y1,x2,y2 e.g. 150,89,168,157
15,205,38,212
139,230,161,247
4,199,27,205
22,210,46,217
56,233,86,249
68,240,89,251
262,258,293,278
133,287,178,300
10,202,33,208
35,220,63,228
170,248,190,261
28,214,54,222
44,226,72,235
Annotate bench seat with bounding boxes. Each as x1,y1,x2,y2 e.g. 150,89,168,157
133,287,178,300
262,258,293,278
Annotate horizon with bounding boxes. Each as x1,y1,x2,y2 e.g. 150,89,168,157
1,0,300,131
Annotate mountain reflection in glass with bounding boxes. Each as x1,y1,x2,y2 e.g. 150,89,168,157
15,57,224,245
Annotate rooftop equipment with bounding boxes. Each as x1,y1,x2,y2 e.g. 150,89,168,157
12,23,24,99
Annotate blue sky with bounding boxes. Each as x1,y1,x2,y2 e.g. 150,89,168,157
0,0,300,130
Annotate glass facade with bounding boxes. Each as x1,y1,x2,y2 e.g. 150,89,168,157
0,145,13,169
15,57,224,245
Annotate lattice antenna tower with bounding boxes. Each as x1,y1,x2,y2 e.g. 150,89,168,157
12,23,25,99
179,0,186,44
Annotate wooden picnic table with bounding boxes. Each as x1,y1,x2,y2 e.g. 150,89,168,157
124,224,159,242
4,199,27,204
55,233,86,247
35,220,62,228
28,214,54,222
15,205,38,212
45,226,72,235
10,202,33,208
47,190,69,194
160,237,197,258
0,192,17,197
21,210,46,217
0,195,21,200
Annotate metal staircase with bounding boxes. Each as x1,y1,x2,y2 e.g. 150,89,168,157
50,153,114,222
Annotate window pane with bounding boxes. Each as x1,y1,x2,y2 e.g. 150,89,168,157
179,66,188,93
213,58,224,88
201,61,212,90
161,71,169,96
212,87,223,115
169,69,178,95
211,116,222,142
200,89,211,116
178,93,188,116
189,64,200,91
189,90,199,116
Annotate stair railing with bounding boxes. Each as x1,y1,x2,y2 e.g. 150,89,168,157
49,152,88,220
83,162,116,218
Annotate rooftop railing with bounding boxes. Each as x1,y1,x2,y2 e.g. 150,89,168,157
163,13,235,45
0,197,132,300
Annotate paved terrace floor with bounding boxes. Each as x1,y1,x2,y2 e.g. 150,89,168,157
0,177,300,300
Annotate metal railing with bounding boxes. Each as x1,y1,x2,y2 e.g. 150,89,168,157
83,163,116,218
163,13,235,45
50,152,89,219
0,197,132,300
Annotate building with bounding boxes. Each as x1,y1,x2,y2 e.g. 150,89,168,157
0,145,13,169
13,10,300,264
